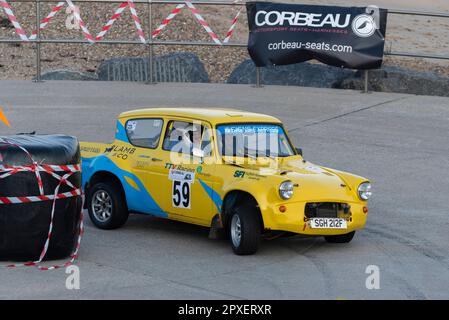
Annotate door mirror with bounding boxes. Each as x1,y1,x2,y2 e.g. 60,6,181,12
295,147,303,156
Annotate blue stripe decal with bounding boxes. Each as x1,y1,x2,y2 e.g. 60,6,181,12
198,178,222,212
82,155,167,218
115,121,129,143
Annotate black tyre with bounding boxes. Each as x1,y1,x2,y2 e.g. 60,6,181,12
324,231,355,244
87,182,129,230
228,206,261,255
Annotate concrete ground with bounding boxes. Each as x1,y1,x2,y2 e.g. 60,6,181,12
0,81,448,299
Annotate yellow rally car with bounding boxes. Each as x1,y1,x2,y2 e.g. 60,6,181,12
81,108,372,255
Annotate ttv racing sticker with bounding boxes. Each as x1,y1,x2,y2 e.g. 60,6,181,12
169,169,195,209
169,169,195,183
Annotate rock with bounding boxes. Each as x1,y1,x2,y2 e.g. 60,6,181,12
97,52,209,83
227,59,355,88
37,69,98,81
340,66,449,97
228,60,449,97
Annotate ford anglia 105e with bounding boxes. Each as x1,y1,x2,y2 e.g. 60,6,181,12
80,108,372,255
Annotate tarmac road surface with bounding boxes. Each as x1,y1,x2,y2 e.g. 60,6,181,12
0,81,448,299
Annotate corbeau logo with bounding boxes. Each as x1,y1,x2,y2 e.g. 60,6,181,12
351,14,377,37
255,10,351,28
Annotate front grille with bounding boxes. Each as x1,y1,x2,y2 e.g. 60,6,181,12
305,202,350,219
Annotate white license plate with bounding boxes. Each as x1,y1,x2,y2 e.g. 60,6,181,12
310,218,347,229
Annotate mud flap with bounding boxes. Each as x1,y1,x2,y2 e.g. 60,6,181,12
208,214,226,240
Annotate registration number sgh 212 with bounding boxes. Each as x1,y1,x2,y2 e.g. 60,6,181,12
310,218,347,229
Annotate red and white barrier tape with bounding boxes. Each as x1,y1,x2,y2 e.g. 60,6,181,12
185,1,222,45
0,0,28,41
95,1,128,41
153,1,241,44
29,1,65,41
127,0,146,44
0,164,81,175
96,0,146,43
0,189,82,204
1,0,242,45
152,3,185,39
1,0,93,43
65,0,94,44
0,139,45,195
0,138,84,271
223,6,243,43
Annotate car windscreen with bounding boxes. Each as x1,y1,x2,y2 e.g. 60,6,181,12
216,123,295,158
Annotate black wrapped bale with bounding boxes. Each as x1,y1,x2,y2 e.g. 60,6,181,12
0,135,82,261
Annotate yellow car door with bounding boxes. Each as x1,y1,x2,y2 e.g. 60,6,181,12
138,117,216,225
123,117,168,216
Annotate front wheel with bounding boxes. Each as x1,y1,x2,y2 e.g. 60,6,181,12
324,231,355,243
87,181,129,230
228,206,261,255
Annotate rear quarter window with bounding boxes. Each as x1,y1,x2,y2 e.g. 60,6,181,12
125,118,163,149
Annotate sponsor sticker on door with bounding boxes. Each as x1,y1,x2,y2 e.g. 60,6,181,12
169,169,195,183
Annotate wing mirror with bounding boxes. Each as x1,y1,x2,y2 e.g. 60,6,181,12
295,147,303,156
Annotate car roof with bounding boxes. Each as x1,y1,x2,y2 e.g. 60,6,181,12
118,107,282,125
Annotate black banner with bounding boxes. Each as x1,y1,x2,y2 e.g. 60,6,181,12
247,2,388,69
1,300,445,317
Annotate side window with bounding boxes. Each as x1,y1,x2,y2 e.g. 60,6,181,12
125,118,163,149
163,120,205,155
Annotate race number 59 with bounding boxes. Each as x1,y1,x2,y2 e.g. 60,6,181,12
172,180,191,208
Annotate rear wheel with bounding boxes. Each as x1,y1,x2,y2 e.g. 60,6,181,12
87,181,129,230
228,206,261,255
324,231,355,243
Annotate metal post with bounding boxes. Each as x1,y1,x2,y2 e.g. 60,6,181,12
363,70,369,93
254,67,262,88
146,0,155,84
34,0,43,82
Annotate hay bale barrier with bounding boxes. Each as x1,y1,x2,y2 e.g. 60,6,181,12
0,135,82,262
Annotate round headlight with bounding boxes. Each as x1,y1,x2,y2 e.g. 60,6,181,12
279,181,294,200
358,182,372,200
